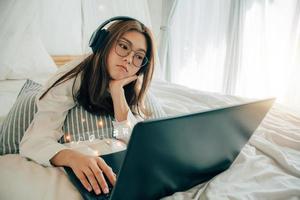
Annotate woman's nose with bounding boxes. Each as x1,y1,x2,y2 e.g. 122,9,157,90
123,51,134,65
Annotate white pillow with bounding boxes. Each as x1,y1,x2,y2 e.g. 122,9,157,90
0,0,57,80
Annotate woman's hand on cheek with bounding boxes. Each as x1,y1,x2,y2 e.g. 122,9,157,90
109,75,138,96
109,75,138,122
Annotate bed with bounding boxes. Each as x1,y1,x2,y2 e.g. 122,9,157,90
0,58,300,200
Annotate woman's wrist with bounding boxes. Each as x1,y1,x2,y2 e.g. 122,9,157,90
109,86,124,98
50,149,75,167
110,88,130,121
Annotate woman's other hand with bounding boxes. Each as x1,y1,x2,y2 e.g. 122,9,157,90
109,75,138,95
50,149,116,195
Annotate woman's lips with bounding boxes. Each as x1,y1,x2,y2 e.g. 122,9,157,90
117,65,128,72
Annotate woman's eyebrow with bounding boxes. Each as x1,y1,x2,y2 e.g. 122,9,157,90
120,37,146,53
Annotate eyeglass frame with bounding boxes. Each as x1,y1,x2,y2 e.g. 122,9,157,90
114,39,148,68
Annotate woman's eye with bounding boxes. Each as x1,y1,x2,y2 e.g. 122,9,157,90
119,43,128,50
135,54,144,60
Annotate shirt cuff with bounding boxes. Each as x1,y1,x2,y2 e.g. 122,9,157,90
20,141,70,167
112,111,141,144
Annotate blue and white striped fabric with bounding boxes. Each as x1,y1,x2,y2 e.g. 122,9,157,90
58,106,115,143
0,79,165,155
0,80,40,154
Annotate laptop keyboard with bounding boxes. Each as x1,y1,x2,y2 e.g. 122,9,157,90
85,187,112,200
95,192,111,200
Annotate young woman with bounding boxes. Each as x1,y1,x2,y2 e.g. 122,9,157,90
20,17,155,195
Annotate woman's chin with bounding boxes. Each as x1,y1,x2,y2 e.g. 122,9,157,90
110,73,127,80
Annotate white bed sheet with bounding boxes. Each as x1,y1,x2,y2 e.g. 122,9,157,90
0,80,300,200
153,81,300,200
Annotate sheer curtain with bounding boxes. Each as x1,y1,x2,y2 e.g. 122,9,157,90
39,0,82,55
168,0,300,109
0,0,57,80
158,0,177,81
168,0,232,92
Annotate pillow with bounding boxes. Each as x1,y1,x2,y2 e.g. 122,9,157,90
0,0,57,80
0,79,166,155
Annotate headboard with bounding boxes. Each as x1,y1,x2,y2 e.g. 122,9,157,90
51,55,82,67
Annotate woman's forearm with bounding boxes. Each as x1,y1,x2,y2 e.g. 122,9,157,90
50,149,75,167
109,75,138,122
111,89,130,122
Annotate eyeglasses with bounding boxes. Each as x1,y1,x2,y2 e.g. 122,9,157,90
115,39,148,68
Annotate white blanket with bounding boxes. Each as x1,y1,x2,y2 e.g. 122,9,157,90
1,80,300,200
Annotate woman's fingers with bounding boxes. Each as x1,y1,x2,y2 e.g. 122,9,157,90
122,75,138,86
73,168,93,192
110,75,138,90
84,167,102,195
70,153,116,195
90,163,109,194
97,157,117,186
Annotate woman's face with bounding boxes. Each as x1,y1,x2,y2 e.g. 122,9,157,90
107,31,147,80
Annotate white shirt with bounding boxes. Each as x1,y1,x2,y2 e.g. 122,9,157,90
19,58,142,167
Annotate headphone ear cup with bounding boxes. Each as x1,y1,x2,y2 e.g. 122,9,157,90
89,29,109,53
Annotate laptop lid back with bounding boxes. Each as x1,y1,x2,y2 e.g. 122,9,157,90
110,98,275,200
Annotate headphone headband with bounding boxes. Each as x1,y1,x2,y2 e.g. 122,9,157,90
89,16,143,53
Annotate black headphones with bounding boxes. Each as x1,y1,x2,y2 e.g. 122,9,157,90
89,16,144,53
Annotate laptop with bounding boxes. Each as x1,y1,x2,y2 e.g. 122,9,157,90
64,98,275,200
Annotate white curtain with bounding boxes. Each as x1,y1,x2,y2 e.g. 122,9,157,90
169,0,232,92
0,0,57,80
39,0,82,55
168,0,300,109
158,0,177,81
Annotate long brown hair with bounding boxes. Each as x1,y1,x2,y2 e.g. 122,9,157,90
39,19,155,117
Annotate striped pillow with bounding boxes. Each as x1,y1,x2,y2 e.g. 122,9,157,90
58,105,115,144
0,80,40,154
0,79,165,155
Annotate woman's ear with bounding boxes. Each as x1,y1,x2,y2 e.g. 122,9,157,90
136,65,147,76
136,70,141,75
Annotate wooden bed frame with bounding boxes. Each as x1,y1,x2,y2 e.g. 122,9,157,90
51,55,82,67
